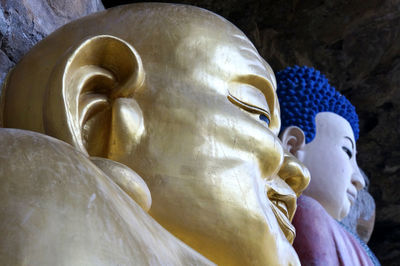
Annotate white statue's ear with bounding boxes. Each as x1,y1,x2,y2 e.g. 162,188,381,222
43,35,145,157
280,126,306,160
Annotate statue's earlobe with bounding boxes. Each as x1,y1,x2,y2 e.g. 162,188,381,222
280,126,306,160
90,157,152,212
43,35,145,156
108,98,145,160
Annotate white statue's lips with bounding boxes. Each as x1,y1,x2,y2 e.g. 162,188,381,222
347,189,357,205
269,199,296,244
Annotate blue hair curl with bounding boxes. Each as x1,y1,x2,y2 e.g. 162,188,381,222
276,66,359,143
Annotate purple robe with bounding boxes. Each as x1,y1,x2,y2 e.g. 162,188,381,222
293,195,376,266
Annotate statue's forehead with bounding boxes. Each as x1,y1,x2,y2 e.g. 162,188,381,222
168,32,270,77
315,112,355,141
22,4,248,77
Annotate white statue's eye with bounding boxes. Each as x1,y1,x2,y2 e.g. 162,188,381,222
342,146,353,159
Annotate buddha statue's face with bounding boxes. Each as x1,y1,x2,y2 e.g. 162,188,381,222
300,112,365,220
281,112,365,221
1,4,309,265
115,28,310,266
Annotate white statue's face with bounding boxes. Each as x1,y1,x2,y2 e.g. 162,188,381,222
300,112,365,220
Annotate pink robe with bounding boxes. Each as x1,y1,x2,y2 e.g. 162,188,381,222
293,195,377,266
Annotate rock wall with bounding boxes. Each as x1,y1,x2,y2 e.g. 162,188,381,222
0,0,104,87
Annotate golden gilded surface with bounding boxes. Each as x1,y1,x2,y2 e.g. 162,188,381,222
1,3,310,265
0,128,212,265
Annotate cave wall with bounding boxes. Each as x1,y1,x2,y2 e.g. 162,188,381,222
1,0,398,264
0,0,104,86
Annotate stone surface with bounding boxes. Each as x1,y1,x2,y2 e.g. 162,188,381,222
0,0,104,90
105,1,400,264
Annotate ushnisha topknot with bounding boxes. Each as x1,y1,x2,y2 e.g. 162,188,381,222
276,66,359,143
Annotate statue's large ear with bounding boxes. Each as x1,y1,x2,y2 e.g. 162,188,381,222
43,35,145,157
280,126,306,160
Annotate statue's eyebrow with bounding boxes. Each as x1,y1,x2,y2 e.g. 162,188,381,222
231,74,276,118
252,77,276,115
344,136,354,150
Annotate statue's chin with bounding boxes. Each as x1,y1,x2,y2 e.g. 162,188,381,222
337,201,351,221
323,198,351,221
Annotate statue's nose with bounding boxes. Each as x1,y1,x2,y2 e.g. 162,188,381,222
351,165,366,191
277,150,310,197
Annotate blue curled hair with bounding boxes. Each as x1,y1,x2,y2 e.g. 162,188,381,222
276,66,359,143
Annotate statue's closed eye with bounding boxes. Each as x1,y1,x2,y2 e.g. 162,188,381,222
228,84,272,126
259,114,270,126
342,146,353,159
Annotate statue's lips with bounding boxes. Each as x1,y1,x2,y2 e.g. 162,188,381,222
269,199,296,244
347,189,357,205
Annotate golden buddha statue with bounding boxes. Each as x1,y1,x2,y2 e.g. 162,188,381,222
0,3,310,265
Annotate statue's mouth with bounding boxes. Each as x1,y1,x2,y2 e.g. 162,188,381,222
269,197,296,244
347,189,357,205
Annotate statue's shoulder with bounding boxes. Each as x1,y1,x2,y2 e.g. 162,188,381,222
0,128,212,265
296,195,330,220
293,195,337,243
